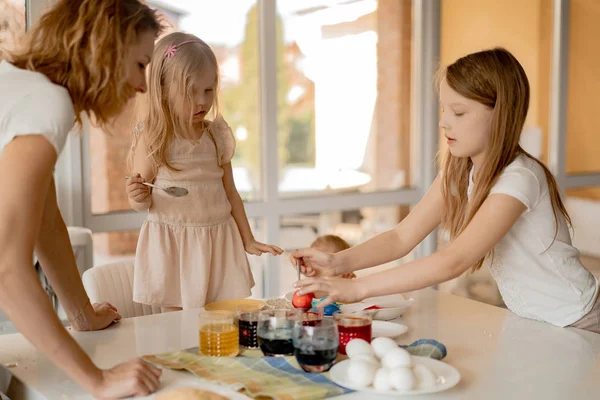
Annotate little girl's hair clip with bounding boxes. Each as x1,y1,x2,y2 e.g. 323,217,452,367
164,39,206,58
165,45,177,58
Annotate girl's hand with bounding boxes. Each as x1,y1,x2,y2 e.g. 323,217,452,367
245,240,283,256
289,248,338,277
294,276,367,308
126,174,150,203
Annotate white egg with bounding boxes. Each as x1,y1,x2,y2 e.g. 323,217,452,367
389,367,416,391
381,347,412,369
345,338,374,358
351,353,380,367
371,337,399,360
413,364,437,389
373,368,393,391
347,359,378,388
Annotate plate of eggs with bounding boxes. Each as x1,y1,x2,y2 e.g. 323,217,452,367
329,338,460,395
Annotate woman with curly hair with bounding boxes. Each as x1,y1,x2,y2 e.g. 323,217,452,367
0,0,164,397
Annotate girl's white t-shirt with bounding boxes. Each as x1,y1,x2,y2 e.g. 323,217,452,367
469,154,599,327
0,60,75,157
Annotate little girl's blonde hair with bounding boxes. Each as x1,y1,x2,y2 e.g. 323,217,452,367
132,32,221,176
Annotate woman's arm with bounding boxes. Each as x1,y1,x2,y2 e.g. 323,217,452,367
35,177,121,330
291,177,445,276
127,133,153,212
297,193,527,306
0,136,161,397
0,136,100,389
222,162,282,256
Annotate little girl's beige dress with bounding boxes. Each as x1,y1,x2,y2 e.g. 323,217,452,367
133,117,254,308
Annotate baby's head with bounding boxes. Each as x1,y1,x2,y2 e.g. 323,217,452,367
311,235,350,254
144,32,220,137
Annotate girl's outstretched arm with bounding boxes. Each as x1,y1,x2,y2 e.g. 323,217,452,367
297,193,527,307
222,162,283,256
291,177,445,277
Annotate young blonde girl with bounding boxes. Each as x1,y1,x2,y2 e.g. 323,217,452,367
127,32,282,311
292,48,600,333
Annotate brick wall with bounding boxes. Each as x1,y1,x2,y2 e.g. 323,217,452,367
90,104,140,256
373,0,411,191
91,11,179,259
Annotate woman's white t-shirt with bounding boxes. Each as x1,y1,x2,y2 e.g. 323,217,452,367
0,60,75,157
469,154,599,327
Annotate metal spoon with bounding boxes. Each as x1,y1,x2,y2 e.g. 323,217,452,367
125,176,188,197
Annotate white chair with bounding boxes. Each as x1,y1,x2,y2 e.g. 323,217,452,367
67,226,93,249
82,260,161,319
68,226,94,278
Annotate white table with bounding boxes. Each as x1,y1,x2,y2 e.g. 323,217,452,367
1,289,599,400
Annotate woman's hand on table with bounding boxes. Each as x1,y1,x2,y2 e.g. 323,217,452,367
294,276,367,307
92,358,162,399
71,302,121,332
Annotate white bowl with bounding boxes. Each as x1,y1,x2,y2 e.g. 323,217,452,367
284,292,413,320
340,294,414,321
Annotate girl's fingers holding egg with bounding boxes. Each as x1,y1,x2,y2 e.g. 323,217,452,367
295,276,317,288
295,278,328,296
316,296,337,309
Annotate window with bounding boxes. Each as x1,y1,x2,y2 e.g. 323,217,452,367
58,0,441,298
89,0,261,220
277,0,413,197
